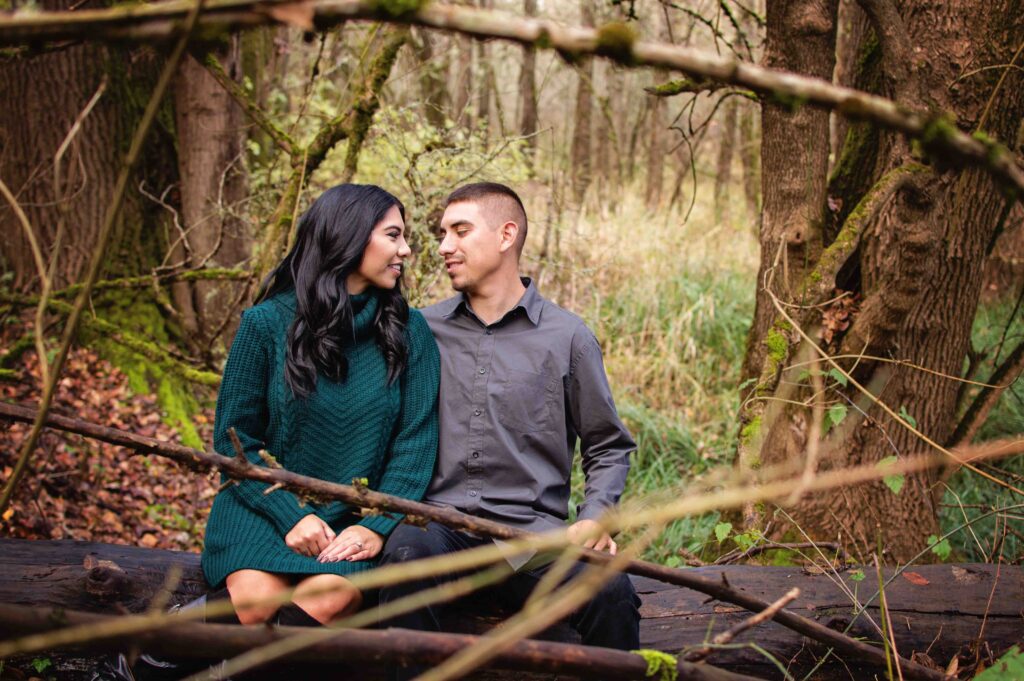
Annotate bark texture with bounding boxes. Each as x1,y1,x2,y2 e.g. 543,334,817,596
171,45,250,351
0,0,171,289
740,0,1024,560
569,0,594,203
518,0,538,160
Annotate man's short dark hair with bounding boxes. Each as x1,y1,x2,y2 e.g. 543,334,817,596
445,182,528,253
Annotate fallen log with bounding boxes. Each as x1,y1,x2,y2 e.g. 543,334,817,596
0,603,756,681
2,539,1020,679
2,400,1011,680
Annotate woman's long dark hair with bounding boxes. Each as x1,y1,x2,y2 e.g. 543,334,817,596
258,184,409,399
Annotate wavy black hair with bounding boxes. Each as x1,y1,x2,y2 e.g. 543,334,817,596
258,184,409,399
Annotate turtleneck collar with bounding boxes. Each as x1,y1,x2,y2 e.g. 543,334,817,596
350,291,378,340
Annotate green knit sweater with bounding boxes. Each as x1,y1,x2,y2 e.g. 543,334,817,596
201,291,439,587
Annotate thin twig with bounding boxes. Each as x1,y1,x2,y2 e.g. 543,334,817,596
685,587,800,662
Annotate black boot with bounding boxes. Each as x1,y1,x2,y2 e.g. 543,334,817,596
274,603,323,627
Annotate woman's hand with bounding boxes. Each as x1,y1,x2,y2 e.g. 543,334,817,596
285,514,336,556
317,525,383,563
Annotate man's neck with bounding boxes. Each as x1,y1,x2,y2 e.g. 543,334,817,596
465,272,527,326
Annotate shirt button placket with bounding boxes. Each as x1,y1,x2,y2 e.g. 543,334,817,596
467,325,495,507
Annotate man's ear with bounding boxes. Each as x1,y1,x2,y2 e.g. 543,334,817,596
497,220,520,253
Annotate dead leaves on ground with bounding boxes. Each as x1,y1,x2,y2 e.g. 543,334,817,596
1,322,217,553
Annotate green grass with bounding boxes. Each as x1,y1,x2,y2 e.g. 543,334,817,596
556,188,758,563
939,295,1024,562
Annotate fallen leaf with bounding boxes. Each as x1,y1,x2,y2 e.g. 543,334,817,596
902,571,930,586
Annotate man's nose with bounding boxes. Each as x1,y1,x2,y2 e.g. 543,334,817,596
438,233,455,255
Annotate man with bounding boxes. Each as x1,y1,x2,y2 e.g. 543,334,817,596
379,182,639,659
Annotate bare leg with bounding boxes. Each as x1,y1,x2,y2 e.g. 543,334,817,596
225,569,290,624
292,573,362,624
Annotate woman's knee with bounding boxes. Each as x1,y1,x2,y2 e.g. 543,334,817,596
293,574,362,624
225,570,289,624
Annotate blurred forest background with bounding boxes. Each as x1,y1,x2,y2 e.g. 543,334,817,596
1,0,1022,570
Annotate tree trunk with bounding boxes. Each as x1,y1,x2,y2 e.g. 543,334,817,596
450,32,473,127
738,102,761,227
644,78,665,209
0,0,172,290
569,0,594,204
739,0,1024,561
416,28,448,128
740,0,838,390
474,0,492,141
518,0,538,162
828,0,868,176
171,45,250,354
714,99,739,223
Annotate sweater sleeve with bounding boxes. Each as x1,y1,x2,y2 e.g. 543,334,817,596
213,307,309,535
357,310,440,537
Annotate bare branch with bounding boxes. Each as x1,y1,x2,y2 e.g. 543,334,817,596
685,587,801,662
0,1,1022,194
0,603,756,681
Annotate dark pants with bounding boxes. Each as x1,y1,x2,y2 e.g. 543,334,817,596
377,522,640,677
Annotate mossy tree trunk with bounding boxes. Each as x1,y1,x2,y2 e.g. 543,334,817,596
0,0,176,291
171,44,250,357
738,0,1024,561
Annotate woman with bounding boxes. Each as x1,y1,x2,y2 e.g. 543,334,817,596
201,183,439,627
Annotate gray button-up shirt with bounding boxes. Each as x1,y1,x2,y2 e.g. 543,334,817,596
421,279,635,534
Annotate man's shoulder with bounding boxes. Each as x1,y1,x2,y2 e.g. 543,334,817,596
420,295,459,325
535,296,594,344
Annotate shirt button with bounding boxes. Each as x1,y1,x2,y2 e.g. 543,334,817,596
486,330,493,335
472,451,480,458
473,409,482,416
469,490,478,497
478,368,486,374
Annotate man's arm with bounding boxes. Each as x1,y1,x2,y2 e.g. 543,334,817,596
566,325,636,553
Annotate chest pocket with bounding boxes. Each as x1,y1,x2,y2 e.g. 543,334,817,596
496,368,560,434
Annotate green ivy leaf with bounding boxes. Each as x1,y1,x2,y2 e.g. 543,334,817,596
973,645,1024,680
828,367,849,387
825,403,848,432
877,456,905,495
734,532,755,551
31,658,52,674
898,405,917,429
848,568,865,582
927,534,952,561
714,522,732,543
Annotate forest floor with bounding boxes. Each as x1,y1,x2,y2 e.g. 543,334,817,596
0,318,216,553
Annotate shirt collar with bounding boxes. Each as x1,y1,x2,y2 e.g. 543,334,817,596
440,277,543,326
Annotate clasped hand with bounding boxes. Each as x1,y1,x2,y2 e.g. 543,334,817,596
285,515,382,562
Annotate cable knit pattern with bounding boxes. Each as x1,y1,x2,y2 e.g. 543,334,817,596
201,291,440,588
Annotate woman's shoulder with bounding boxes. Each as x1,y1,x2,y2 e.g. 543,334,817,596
244,292,296,329
405,307,434,339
